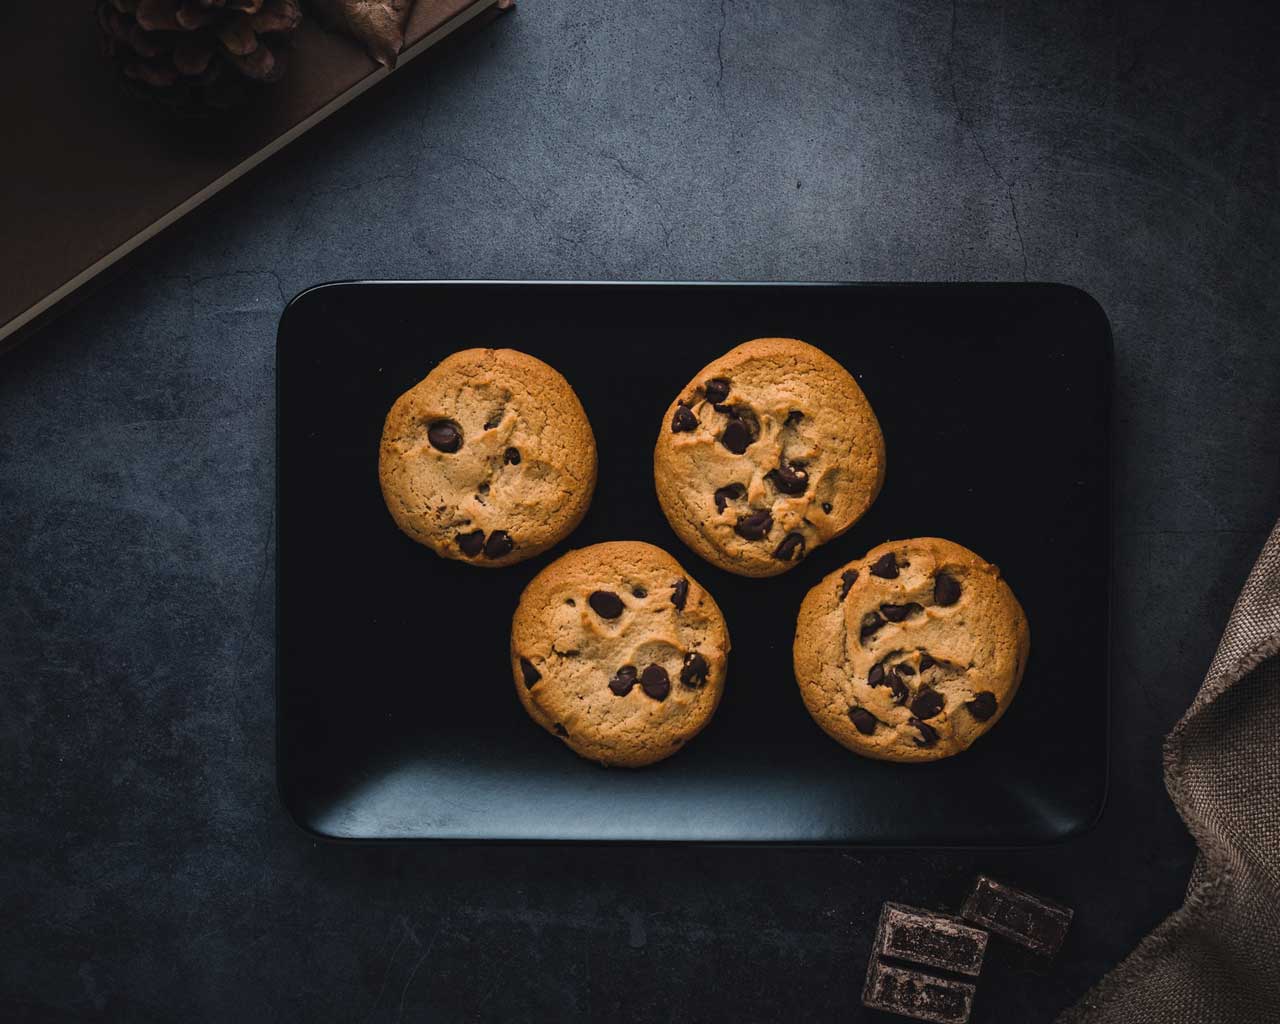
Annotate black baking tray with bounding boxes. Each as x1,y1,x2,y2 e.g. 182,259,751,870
276,282,1111,844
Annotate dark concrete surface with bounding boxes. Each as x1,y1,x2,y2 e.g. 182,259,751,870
2,1,1278,1020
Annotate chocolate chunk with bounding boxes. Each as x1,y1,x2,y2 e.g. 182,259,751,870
588,590,625,619
888,672,910,705
773,532,806,562
881,602,923,622
867,662,885,687
519,657,541,689
679,652,710,689
483,530,514,558
765,460,808,495
869,552,899,579
919,653,936,670
703,377,730,404
553,723,568,737
860,612,884,642
934,572,961,606
671,578,689,610
483,413,502,430
965,692,998,722
785,410,804,426
910,686,944,719
632,586,647,598
839,569,859,600
671,403,697,433
908,717,939,747
822,502,833,513
457,530,485,557
862,958,975,1024
427,420,462,453
504,447,521,465
872,902,989,978
848,706,877,735
640,664,671,700
721,417,754,454
897,662,916,677
609,665,638,696
734,509,773,540
961,876,1073,956
714,482,746,513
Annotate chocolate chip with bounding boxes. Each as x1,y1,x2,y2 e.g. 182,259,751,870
765,460,808,496
888,672,910,705
457,530,485,557
640,664,671,700
565,598,576,606
966,691,998,721
721,417,753,454
860,612,884,642
909,717,940,747
632,586,647,598
609,665,637,696
910,686,945,719
734,509,773,541
714,482,746,513
704,377,730,404
671,578,689,610
880,602,922,623
680,652,710,689
483,413,502,430
849,707,877,735
934,572,962,606
822,502,833,513
504,447,521,465
785,410,804,426
868,662,885,687
839,569,859,600
588,590,625,619
773,532,806,562
478,482,489,495
427,420,462,453
671,404,697,433
483,530,513,558
553,723,568,737
519,657,541,688
897,663,916,677
919,653,936,670
869,552,899,579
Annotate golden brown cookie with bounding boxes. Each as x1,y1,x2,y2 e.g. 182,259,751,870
653,338,885,577
510,541,730,767
379,348,597,567
793,537,1029,762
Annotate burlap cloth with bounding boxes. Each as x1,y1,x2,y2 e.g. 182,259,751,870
1061,520,1280,1022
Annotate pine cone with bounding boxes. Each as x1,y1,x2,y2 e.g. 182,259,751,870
97,0,304,115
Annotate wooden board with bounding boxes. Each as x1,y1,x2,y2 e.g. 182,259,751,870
0,0,508,351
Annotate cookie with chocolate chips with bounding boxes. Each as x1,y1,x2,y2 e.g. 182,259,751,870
793,537,1030,762
653,338,886,577
379,348,597,567
510,541,730,767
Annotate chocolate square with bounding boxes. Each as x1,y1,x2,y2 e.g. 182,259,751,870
862,958,976,1023
961,876,1073,956
873,902,989,976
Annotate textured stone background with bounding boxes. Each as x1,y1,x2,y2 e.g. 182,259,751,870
2,0,1278,1020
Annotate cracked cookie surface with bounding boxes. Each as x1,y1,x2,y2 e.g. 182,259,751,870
793,537,1030,762
653,338,885,577
379,348,597,567
510,541,730,767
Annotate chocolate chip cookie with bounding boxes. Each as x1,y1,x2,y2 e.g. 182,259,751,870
379,348,597,567
510,541,730,767
793,537,1029,762
653,338,886,577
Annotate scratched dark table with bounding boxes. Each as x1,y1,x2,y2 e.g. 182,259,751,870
2,1,1278,1021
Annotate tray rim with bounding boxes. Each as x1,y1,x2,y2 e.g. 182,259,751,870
274,279,1114,846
